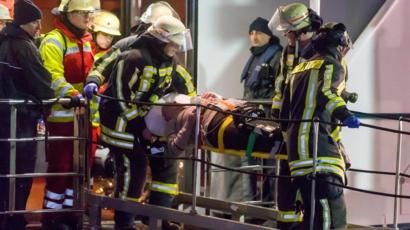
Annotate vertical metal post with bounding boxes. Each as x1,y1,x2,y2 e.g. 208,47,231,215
73,112,80,209
393,117,403,229
190,102,201,214
186,0,198,87
8,105,17,212
309,119,319,230
274,159,280,210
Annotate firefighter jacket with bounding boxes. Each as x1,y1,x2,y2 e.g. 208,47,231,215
279,47,353,183
0,23,54,116
87,34,139,86
99,33,195,150
240,41,282,100
40,18,94,122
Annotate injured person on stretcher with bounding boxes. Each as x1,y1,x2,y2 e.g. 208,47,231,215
144,93,282,157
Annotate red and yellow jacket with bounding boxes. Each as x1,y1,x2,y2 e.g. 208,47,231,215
40,18,94,122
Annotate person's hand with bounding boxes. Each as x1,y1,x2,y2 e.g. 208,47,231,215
62,94,83,109
84,82,99,99
343,115,360,128
142,128,153,141
201,91,221,99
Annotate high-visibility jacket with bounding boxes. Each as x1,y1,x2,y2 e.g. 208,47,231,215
280,48,353,183
40,18,94,122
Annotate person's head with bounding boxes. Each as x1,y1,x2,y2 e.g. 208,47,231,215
58,0,100,30
14,0,43,37
92,10,121,49
269,2,322,47
248,17,273,48
0,3,12,30
313,22,352,56
140,1,180,24
148,15,193,57
130,1,179,36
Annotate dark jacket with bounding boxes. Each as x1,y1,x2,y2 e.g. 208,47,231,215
241,41,282,100
0,23,54,116
280,47,352,182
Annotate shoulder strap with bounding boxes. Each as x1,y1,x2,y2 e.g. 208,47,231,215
56,29,68,56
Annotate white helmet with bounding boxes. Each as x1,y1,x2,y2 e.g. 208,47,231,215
0,3,12,21
149,15,193,52
139,1,180,24
92,10,121,36
58,0,100,13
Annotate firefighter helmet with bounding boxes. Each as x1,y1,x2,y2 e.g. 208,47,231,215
92,10,121,36
58,0,100,13
149,15,193,52
269,2,310,32
140,1,180,24
0,3,11,20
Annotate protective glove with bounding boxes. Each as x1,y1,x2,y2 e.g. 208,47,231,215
84,82,99,99
342,115,360,128
62,94,83,109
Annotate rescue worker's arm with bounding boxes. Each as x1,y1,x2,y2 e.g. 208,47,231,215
39,33,79,98
18,41,54,100
87,35,139,86
319,62,353,121
271,46,294,117
167,106,196,155
171,65,196,96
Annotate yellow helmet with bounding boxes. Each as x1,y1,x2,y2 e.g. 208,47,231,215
92,11,121,36
140,1,180,24
58,0,100,13
0,3,12,20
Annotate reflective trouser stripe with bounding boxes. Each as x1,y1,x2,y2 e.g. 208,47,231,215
45,190,64,200
320,199,331,230
150,181,179,195
63,198,74,207
44,200,63,209
277,211,303,222
65,188,74,196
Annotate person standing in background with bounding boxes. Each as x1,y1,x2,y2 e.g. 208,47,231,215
0,1,54,229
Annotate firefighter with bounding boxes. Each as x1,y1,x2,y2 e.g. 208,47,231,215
0,1,54,229
0,3,12,31
89,10,121,167
84,1,180,95
39,0,100,229
98,15,194,229
268,3,323,229
279,21,360,229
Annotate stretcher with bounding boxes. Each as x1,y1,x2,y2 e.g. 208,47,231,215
201,104,282,159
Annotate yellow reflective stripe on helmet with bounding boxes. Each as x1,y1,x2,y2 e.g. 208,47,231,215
291,60,324,74
218,115,233,152
277,210,303,222
150,180,179,195
320,199,331,230
101,125,134,141
297,69,318,160
176,65,195,95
